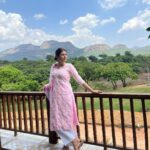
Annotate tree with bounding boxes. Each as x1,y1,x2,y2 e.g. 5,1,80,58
46,55,54,61
146,27,150,39
12,59,52,88
0,65,41,91
74,56,87,61
72,61,102,91
102,63,119,89
122,51,134,63
99,54,108,59
113,53,123,62
98,54,114,65
116,62,137,87
0,65,23,89
88,55,98,62
102,62,137,89
75,61,102,83
22,57,28,61
2,80,40,91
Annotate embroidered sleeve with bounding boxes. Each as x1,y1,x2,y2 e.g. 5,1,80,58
70,64,85,85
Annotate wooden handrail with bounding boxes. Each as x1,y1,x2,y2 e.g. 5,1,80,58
0,91,149,150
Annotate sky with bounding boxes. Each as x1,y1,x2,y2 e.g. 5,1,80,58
0,0,150,51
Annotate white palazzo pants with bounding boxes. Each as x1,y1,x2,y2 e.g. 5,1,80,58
56,130,77,146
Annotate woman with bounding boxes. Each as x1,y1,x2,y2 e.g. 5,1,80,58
44,48,101,150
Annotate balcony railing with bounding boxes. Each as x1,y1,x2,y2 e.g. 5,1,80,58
0,91,150,150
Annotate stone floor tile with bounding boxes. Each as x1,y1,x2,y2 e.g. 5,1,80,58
0,129,110,150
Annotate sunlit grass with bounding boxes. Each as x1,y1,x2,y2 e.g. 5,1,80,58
114,84,150,93
77,97,150,112
77,84,150,112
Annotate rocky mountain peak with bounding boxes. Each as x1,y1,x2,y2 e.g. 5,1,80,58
84,44,110,52
40,40,74,49
112,44,128,49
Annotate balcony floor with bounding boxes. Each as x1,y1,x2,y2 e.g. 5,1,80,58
0,129,113,150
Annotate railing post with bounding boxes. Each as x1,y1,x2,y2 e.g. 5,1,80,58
46,98,58,144
12,95,17,137
49,131,58,144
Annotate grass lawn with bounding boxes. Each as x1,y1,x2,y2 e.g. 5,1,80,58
115,84,150,93
77,84,150,112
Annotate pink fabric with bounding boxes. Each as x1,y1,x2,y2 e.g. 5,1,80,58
44,63,85,131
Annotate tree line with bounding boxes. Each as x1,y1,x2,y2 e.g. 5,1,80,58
0,51,149,91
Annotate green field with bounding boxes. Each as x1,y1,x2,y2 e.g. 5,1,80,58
115,84,150,93
77,84,150,112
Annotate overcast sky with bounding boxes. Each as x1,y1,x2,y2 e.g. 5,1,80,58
0,0,150,51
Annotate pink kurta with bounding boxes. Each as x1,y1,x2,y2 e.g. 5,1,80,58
44,63,85,131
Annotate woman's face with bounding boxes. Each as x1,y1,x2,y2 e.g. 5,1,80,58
57,50,68,63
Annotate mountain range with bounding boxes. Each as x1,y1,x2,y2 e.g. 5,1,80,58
0,40,149,61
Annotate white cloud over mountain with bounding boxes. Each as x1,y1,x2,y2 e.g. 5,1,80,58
118,9,150,33
0,10,63,50
0,10,113,50
70,13,117,47
1,6,148,51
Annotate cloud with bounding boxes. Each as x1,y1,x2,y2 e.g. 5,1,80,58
33,13,46,20
72,13,115,33
98,0,127,10
68,13,117,47
65,33,105,48
0,11,109,50
136,0,150,5
0,10,27,41
142,0,150,4
72,13,100,34
59,19,68,25
100,17,116,25
0,10,62,50
118,9,150,33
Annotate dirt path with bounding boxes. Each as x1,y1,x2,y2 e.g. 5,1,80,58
5,109,150,149
78,110,150,150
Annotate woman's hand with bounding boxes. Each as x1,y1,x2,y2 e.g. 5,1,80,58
82,83,102,93
43,84,49,91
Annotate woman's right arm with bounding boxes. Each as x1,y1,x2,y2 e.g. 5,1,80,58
82,82,102,93
70,64,102,94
